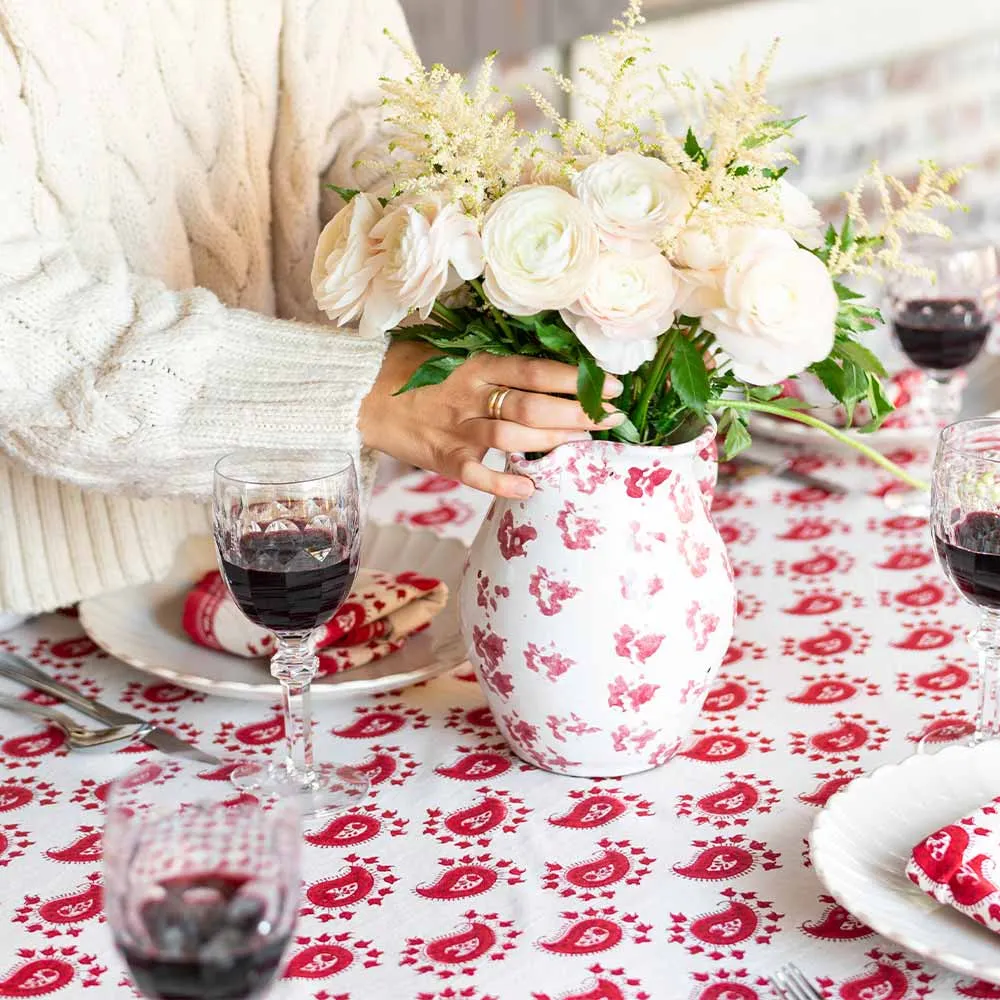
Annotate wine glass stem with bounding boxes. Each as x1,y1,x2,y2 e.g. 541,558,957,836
271,633,316,778
920,375,962,429
972,611,1000,743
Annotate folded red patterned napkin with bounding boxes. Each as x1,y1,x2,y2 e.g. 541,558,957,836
906,797,1000,929
182,569,448,677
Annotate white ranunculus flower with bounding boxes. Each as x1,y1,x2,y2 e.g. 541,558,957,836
702,227,838,385
560,251,678,374
674,223,731,272
312,193,384,326
674,268,726,319
574,151,689,256
519,157,574,191
481,186,600,315
672,222,737,318
778,180,825,248
361,195,484,337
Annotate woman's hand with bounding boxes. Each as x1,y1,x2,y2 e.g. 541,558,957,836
359,341,624,498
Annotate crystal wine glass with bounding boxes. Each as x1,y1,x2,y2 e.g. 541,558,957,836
929,418,1000,748
886,240,999,431
213,450,369,815
104,758,301,1000
881,241,998,515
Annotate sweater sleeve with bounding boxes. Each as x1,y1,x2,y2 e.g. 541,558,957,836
0,23,388,501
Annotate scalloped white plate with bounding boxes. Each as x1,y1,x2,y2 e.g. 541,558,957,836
78,524,468,702
810,743,1000,983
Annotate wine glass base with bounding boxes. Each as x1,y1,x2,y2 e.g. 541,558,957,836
915,721,978,754
231,760,370,818
882,489,930,517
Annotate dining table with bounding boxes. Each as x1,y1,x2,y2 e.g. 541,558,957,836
0,439,992,1000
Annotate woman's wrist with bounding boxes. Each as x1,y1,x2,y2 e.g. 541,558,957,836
358,340,435,454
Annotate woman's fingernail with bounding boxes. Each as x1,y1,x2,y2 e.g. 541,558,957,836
604,378,625,397
568,431,593,441
598,411,626,428
512,479,535,498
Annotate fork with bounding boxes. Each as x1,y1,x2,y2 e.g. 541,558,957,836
0,694,150,750
769,963,823,1000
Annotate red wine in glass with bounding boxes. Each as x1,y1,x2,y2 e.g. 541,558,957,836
935,511,1000,610
929,418,1000,750
115,873,290,1000
892,298,990,372
219,525,355,633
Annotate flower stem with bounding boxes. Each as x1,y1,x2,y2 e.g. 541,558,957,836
718,399,929,491
632,329,678,439
431,301,463,331
468,278,515,343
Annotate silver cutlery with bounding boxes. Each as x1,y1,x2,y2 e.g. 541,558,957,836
769,963,823,1000
0,651,219,764
723,455,848,495
0,694,150,750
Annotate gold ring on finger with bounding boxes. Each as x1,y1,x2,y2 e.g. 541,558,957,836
487,386,512,421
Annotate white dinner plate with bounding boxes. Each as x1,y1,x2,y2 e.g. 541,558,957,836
79,524,468,702
810,743,1000,983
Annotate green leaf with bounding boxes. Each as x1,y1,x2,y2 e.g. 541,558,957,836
577,354,607,423
852,304,882,319
466,318,501,341
833,281,864,302
836,313,871,335
824,224,838,249
742,115,805,149
392,355,463,395
722,416,752,459
423,332,491,351
392,322,495,354
504,312,543,331
763,396,811,411
670,337,711,415
860,373,894,433
839,214,855,252
392,323,458,340
684,128,709,169
810,358,846,401
841,360,868,425
610,416,641,444
748,384,783,402
768,115,806,131
835,339,888,378
762,166,789,181
325,184,361,203
532,320,580,360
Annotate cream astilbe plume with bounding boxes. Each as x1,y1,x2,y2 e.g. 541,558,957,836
529,0,658,164
828,160,969,277
369,36,532,216
665,43,802,246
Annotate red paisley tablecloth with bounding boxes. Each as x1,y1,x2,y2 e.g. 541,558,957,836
0,446,989,1000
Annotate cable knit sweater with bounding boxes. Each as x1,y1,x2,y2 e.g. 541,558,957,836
0,0,412,613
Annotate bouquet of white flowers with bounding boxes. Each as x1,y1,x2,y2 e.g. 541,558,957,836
312,1,964,488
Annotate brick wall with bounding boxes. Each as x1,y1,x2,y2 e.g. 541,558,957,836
777,38,1000,237
466,0,1000,239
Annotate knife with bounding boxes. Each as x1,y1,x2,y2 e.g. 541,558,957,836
723,456,848,495
0,652,219,764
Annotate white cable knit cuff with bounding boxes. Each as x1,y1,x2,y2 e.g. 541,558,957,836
186,309,388,476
